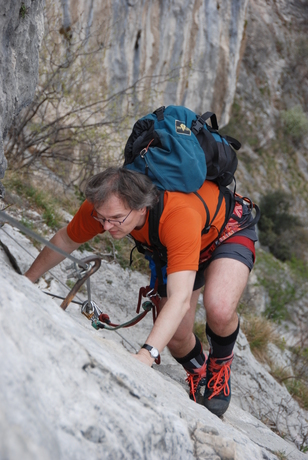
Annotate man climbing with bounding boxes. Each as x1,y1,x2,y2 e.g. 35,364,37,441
25,166,258,417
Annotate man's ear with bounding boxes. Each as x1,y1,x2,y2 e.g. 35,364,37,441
140,207,147,215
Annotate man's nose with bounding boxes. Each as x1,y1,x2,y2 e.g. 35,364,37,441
103,220,115,231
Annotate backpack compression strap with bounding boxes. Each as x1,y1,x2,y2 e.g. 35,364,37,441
191,112,241,150
191,112,241,185
191,112,221,179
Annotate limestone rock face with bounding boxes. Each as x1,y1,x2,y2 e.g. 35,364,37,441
0,0,44,193
65,0,248,125
105,0,249,123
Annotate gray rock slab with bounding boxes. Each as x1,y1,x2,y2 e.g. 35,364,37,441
1,229,308,459
0,223,39,273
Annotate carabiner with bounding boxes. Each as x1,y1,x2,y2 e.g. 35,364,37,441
60,255,101,310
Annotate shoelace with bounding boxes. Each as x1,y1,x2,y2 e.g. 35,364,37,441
185,361,207,402
207,356,233,400
186,373,202,402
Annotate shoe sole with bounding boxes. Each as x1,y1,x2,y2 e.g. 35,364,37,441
202,396,231,417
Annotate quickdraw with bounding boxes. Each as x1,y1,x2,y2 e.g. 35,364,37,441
95,285,160,328
89,284,161,364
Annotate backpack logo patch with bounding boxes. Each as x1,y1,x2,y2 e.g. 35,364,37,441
175,120,191,135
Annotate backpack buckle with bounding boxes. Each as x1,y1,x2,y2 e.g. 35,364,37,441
202,225,211,235
191,118,205,135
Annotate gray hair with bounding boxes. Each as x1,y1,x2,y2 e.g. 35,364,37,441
85,166,159,209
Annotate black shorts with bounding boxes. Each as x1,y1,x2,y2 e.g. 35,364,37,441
158,224,258,298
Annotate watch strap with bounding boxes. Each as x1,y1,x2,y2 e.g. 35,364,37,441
141,343,160,358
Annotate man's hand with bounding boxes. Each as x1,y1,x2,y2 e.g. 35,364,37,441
24,226,80,282
131,348,154,366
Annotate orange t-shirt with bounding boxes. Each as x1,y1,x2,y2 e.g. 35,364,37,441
67,181,226,275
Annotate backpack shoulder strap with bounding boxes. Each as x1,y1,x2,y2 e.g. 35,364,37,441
148,192,167,285
149,192,166,257
150,188,226,252
193,191,210,233
194,188,225,236
130,192,166,268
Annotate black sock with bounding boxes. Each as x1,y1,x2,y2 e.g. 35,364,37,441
173,335,206,372
206,321,240,359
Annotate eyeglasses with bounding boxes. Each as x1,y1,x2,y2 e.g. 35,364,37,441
91,208,133,226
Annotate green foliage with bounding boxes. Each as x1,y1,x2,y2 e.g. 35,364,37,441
295,37,308,62
280,105,308,145
222,95,308,213
74,186,86,206
255,251,301,322
271,364,308,411
193,320,208,348
20,218,35,231
286,379,308,410
66,280,75,289
258,190,306,262
19,3,27,18
41,206,60,229
288,256,308,279
265,280,295,321
274,451,288,460
288,345,308,409
78,242,94,253
3,173,62,230
259,83,270,98
220,98,259,149
102,234,150,273
259,190,297,233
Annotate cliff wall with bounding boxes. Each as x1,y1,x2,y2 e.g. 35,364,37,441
59,0,248,124
0,0,44,194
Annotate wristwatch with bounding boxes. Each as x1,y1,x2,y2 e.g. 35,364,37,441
141,343,160,359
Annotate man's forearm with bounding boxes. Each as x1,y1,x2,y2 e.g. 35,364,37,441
134,270,196,365
24,226,80,282
147,297,190,351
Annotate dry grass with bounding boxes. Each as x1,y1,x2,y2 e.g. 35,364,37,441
241,314,280,363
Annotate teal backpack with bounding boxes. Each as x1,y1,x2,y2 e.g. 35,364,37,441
123,105,240,192
123,105,259,280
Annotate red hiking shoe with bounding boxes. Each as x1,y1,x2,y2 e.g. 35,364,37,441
203,353,234,417
185,358,207,404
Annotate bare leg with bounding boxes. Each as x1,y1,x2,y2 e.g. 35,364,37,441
202,257,250,416
203,258,249,336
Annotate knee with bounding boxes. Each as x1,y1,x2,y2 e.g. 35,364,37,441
204,299,237,331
